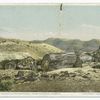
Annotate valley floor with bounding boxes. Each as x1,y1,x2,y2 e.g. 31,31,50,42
0,65,100,92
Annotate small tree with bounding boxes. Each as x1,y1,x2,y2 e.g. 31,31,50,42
73,47,82,67
41,60,49,72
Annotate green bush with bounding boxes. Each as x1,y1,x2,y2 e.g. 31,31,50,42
0,80,13,91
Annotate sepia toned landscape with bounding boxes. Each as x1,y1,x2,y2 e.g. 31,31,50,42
0,4,100,92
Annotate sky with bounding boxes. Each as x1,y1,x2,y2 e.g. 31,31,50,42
0,4,100,40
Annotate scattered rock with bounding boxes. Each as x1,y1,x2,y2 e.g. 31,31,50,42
60,71,69,77
82,74,90,79
69,73,76,77
40,72,50,80
49,73,59,80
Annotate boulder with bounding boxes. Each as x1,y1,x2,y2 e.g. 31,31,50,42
15,71,25,80
25,72,37,81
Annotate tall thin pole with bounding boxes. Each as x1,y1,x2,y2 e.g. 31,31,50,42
59,3,63,34
60,3,63,11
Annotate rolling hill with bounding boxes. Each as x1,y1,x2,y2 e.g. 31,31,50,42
0,37,63,60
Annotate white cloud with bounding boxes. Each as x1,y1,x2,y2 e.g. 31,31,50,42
0,25,100,41
51,24,100,40
81,24,100,30
64,24,100,40
0,27,56,40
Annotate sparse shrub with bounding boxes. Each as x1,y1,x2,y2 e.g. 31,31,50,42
92,63,100,69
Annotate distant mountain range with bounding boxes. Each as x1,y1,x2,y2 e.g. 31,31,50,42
43,38,100,52
32,38,100,52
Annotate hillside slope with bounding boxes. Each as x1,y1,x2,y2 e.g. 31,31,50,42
0,38,63,60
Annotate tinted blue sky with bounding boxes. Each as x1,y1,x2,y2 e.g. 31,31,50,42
0,4,100,40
